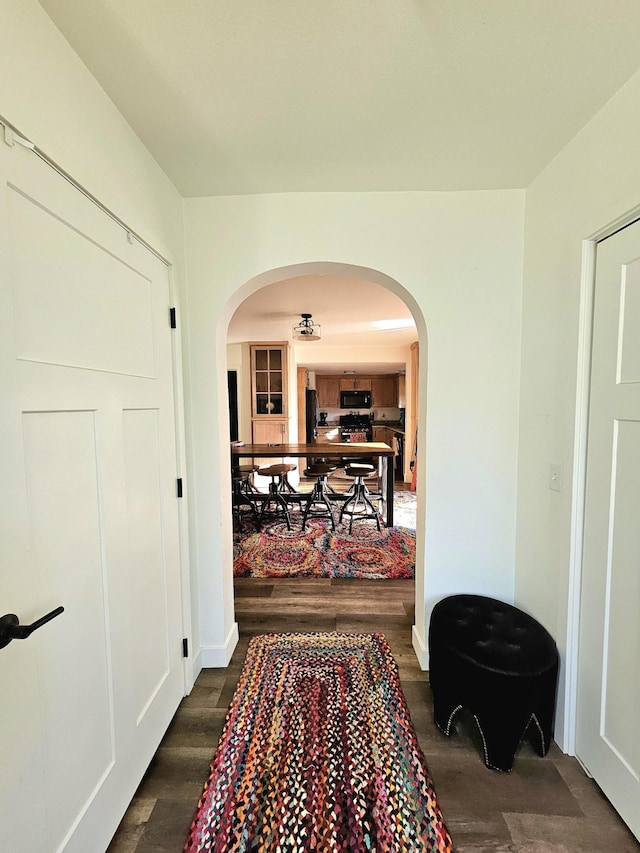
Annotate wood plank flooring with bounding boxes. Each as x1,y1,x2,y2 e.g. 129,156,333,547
107,578,639,852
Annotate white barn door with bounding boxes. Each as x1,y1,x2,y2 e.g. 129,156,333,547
0,140,184,852
576,220,640,841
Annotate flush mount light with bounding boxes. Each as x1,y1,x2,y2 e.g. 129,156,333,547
293,313,321,341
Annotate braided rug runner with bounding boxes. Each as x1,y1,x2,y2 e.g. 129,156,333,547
184,632,453,853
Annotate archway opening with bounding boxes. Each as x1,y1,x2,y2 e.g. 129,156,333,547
219,261,429,658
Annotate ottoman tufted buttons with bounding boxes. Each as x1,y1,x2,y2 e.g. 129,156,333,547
428,594,559,772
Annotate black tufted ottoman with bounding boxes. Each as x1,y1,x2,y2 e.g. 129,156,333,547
428,594,559,772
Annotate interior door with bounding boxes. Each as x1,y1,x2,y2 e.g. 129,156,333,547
0,139,184,852
576,220,640,841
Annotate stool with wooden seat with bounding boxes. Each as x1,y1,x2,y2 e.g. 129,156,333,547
339,465,381,532
257,463,297,529
301,462,338,530
232,462,260,494
231,468,260,529
337,460,376,497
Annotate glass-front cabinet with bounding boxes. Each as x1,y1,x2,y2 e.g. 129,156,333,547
250,343,289,443
252,346,285,414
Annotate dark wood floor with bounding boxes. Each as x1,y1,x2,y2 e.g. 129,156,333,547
107,579,639,852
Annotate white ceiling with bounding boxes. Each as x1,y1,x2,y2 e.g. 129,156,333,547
227,275,416,373
39,0,640,197
36,1,640,371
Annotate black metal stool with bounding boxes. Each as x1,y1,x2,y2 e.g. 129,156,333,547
232,463,260,493
231,469,260,529
428,594,559,772
301,463,338,530
339,465,381,533
257,463,297,529
339,461,376,497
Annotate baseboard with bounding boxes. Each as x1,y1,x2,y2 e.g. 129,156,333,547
412,624,428,670
200,622,240,668
187,647,203,692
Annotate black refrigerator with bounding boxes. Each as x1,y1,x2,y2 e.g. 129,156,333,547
305,389,319,442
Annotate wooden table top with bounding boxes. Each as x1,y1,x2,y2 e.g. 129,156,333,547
231,442,394,457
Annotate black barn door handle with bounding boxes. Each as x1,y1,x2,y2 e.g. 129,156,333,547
0,606,64,649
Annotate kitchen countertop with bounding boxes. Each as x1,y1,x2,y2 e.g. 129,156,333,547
317,421,405,433
372,421,404,432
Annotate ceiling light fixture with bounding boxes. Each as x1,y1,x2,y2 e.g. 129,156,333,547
293,313,321,341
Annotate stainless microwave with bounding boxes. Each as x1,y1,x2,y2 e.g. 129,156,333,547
340,389,371,409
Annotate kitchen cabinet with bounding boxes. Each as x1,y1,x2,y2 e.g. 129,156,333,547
316,376,340,408
373,425,395,446
339,377,372,391
371,375,398,407
317,373,399,408
250,344,288,416
252,419,287,445
250,343,289,444
374,425,405,480
314,425,342,444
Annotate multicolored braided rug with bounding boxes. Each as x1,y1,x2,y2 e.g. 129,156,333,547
184,632,453,852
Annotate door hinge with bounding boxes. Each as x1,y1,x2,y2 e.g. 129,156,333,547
169,307,177,328
177,477,183,498
182,637,189,658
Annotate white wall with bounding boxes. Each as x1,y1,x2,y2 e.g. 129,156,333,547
184,191,525,665
516,68,640,748
0,1,183,259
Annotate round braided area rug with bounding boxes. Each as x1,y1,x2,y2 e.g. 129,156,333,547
234,517,414,579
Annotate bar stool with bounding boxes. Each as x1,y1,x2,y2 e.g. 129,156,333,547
310,457,340,495
340,461,376,497
339,466,381,533
232,462,260,494
301,463,338,530
232,469,260,529
258,463,297,529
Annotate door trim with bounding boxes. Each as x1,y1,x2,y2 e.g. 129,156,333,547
564,238,596,754
565,206,640,754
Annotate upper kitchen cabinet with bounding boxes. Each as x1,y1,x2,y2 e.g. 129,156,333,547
339,377,372,391
250,343,289,443
371,374,398,407
316,373,399,408
316,376,340,408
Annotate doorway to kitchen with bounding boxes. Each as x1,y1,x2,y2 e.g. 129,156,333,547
224,262,425,607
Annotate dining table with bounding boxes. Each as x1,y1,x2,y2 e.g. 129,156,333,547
231,441,396,526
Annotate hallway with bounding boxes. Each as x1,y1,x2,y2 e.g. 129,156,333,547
108,579,638,852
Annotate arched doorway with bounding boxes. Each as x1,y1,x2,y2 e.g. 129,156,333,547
220,261,429,657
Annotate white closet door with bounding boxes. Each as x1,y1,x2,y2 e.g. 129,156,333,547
0,140,184,853
576,219,640,842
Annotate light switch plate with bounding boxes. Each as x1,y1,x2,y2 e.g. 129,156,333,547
549,463,563,493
